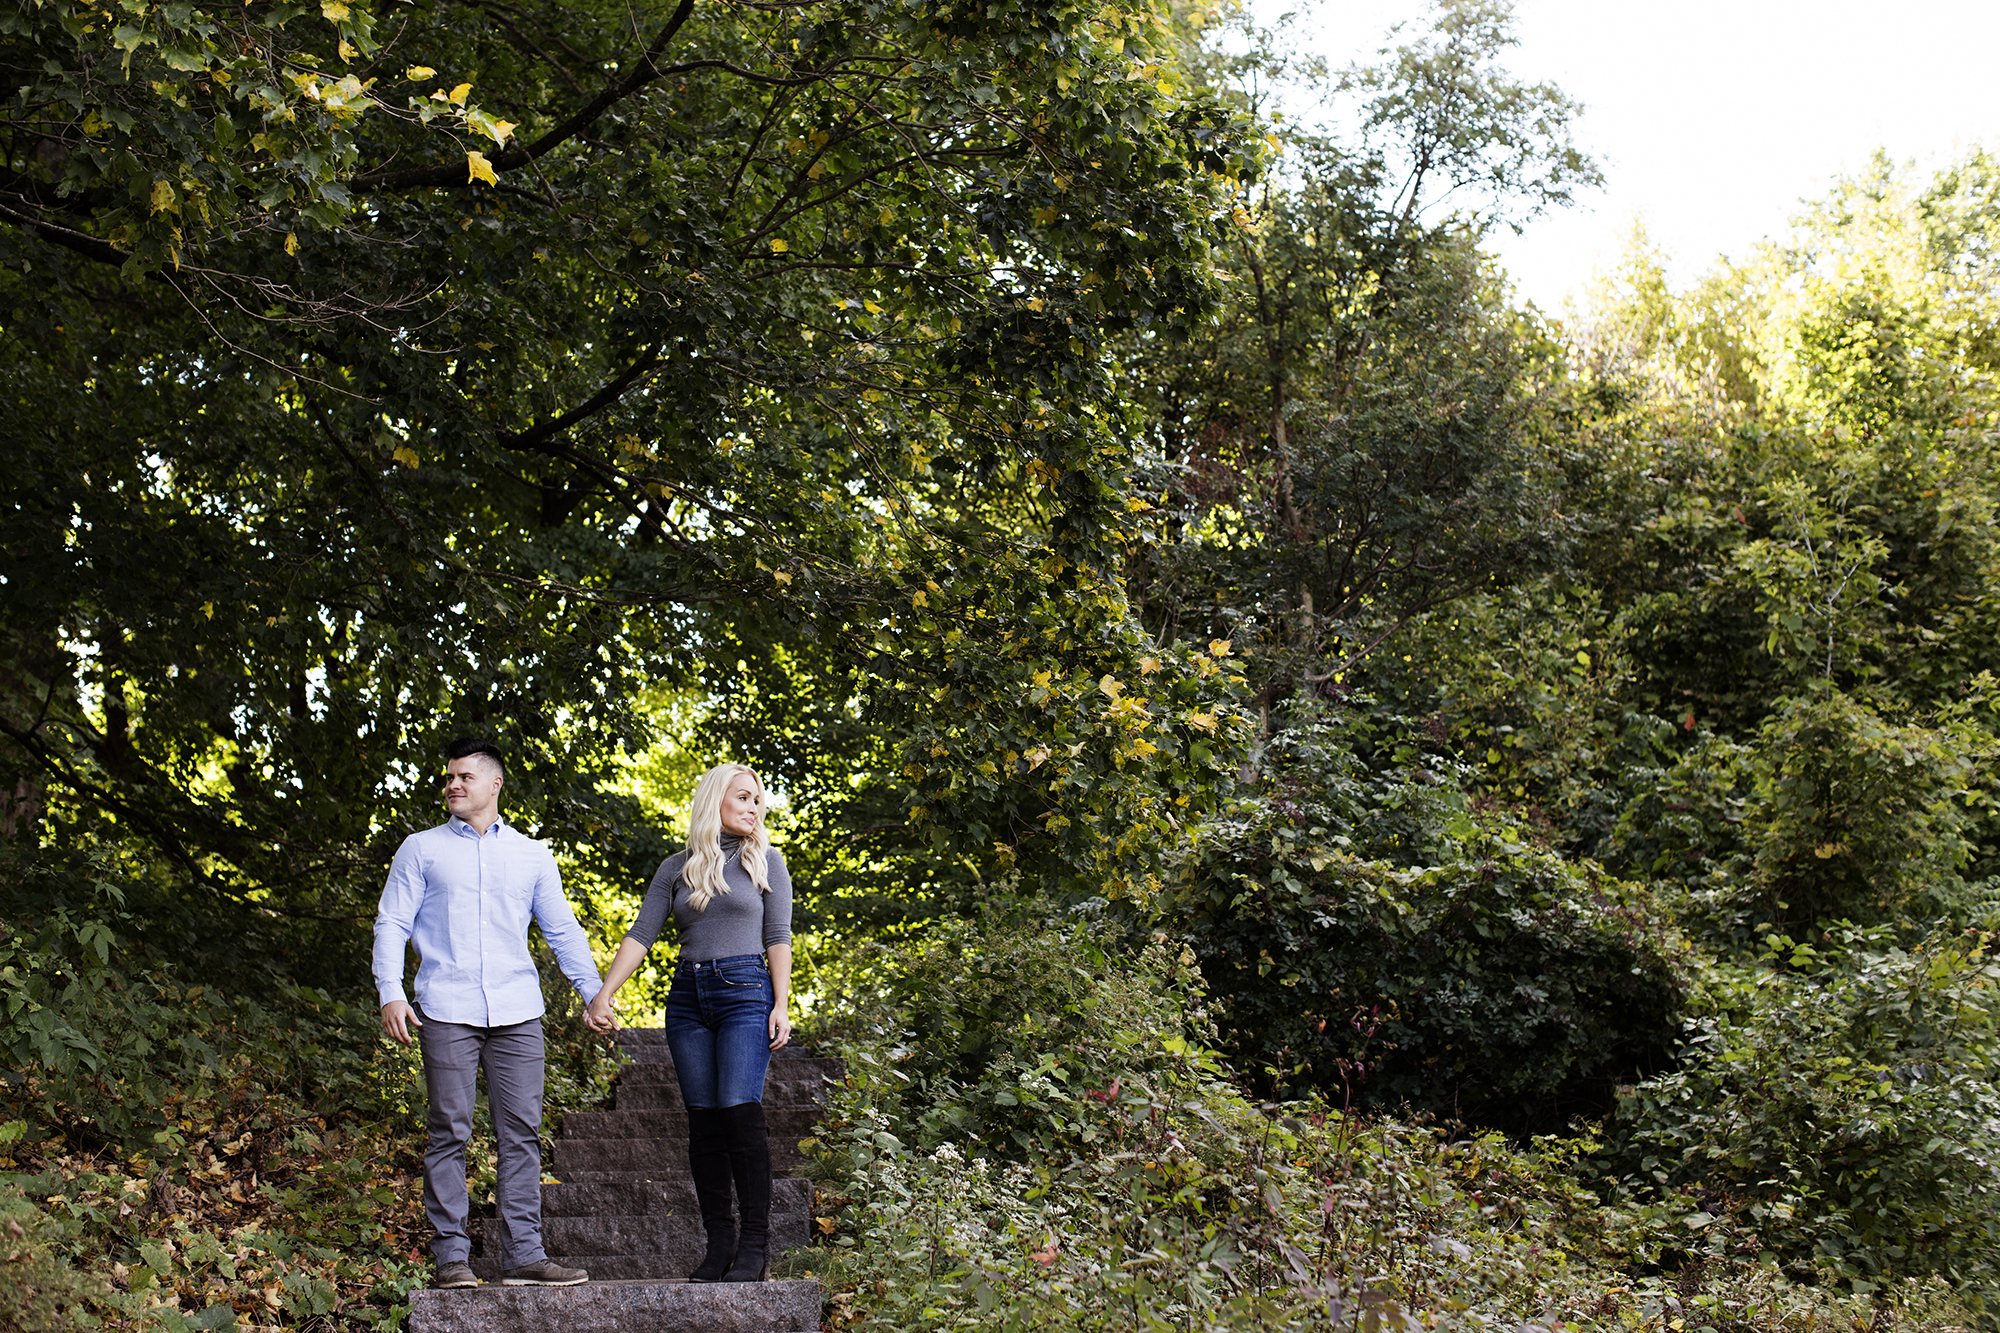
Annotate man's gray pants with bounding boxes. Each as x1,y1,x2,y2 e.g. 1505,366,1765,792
418,1015,547,1268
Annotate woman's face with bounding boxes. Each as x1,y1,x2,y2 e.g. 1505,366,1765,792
719,774,763,837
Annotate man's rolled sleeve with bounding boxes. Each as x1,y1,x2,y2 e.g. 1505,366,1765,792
531,848,603,1005
372,835,427,1008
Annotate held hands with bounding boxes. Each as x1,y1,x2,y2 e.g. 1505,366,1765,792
583,993,619,1035
381,1001,421,1046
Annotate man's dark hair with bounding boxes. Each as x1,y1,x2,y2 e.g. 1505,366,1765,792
444,737,508,779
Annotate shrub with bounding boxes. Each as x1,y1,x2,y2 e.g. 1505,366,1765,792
0,850,419,1157
1177,798,1684,1133
0,1174,119,1333
798,916,1970,1331
1745,688,1980,929
1604,923,2000,1311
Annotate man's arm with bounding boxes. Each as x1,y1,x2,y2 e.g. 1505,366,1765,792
530,847,606,1018
374,837,426,1045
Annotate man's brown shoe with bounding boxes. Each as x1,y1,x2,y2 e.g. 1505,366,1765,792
434,1262,479,1289
501,1259,588,1286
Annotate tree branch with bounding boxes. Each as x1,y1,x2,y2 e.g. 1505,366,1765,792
0,193,129,267
350,0,698,191
492,347,662,455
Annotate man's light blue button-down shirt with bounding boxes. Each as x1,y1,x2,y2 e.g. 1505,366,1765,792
372,815,602,1027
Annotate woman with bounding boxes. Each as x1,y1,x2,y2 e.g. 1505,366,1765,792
586,762,793,1283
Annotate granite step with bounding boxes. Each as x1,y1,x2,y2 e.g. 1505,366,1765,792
608,1057,845,1083
408,1277,821,1333
608,1077,836,1112
553,1137,808,1180
410,1033,838,1333
541,1178,811,1217
560,1107,825,1141
470,1208,808,1260
467,1253,810,1283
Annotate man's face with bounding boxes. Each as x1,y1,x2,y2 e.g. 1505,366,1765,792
443,756,503,817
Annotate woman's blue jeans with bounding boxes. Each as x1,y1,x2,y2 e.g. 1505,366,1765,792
663,953,773,1108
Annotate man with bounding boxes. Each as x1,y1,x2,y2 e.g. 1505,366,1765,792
373,738,613,1290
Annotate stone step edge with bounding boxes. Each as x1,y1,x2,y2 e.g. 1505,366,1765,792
405,1277,823,1333
464,1260,819,1278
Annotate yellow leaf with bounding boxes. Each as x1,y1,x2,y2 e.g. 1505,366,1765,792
1031,671,1053,690
322,74,373,114
284,231,299,256
149,179,176,215
321,0,350,19
449,82,473,106
201,602,215,620
486,117,517,144
1099,675,1125,699
466,150,497,186
1208,638,1233,658
772,570,793,586
863,300,882,315
339,39,358,60
406,66,436,80
878,207,894,226
911,590,927,607
1137,655,1160,675
1185,710,1218,734
392,446,420,468
807,160,825,179
769,238,789,253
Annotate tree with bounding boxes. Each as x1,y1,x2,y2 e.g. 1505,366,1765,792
1119,0,1598,736
0,0,1256,959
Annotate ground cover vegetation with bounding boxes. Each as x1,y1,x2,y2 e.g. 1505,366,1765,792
4,0,2000,1327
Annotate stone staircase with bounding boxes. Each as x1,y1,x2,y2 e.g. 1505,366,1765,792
406,1030,842,1333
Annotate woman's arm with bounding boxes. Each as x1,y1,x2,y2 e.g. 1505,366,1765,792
765,942,792,1050
585,937,649,1030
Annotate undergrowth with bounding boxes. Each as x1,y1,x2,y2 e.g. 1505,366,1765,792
0,849,620,1332
789,915,1981,1332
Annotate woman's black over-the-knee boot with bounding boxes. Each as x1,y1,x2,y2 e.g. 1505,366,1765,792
720,1102,771,1282
685,1106,737,1282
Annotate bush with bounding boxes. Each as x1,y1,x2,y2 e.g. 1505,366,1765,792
0,1173,119,1333
0,850,419,1158
1177,789,1684,1133
1745,689,1980,929
0,845,622,1331
798,916,1971,1331
1605,923,2000,1310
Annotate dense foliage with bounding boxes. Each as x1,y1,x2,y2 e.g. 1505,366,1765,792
7,0,2000,1326
0,845,618,1330
797,917,1980,1331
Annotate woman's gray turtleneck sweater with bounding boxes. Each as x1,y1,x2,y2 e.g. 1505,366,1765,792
624,835,793,961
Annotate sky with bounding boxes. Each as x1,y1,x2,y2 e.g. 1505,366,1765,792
1256,0,2000,311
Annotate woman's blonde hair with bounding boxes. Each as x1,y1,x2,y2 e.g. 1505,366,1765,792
682,762,772,910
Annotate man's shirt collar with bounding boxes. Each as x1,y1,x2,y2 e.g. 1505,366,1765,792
448,814,507,838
